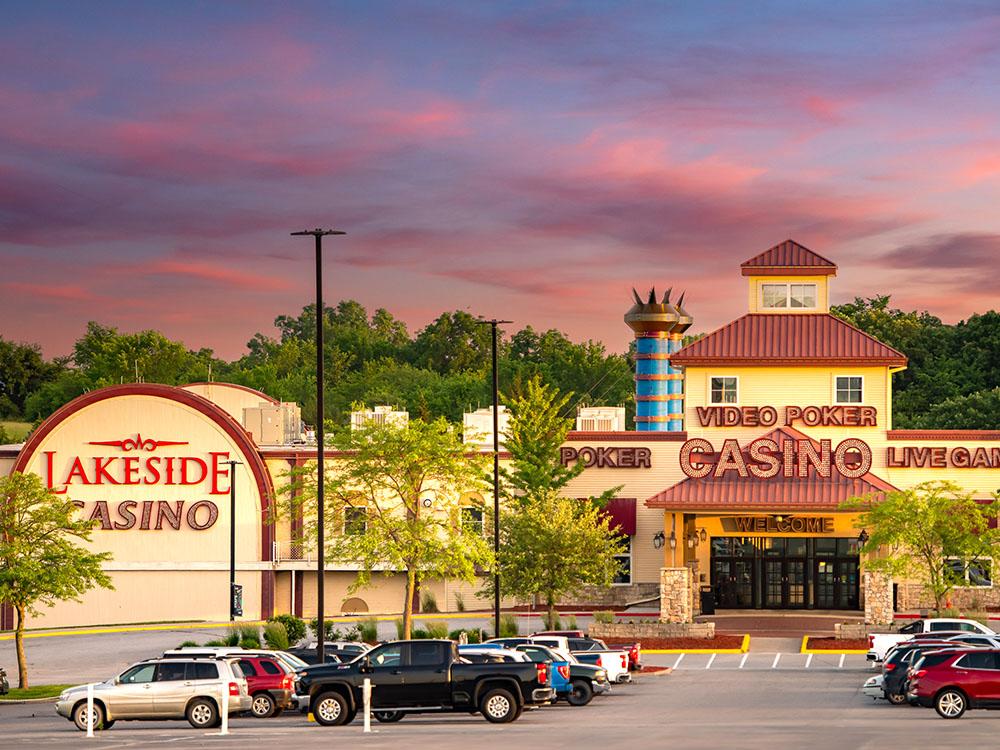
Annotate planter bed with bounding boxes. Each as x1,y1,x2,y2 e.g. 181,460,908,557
805,637,870,650
638,666,671,675
607,635,745,651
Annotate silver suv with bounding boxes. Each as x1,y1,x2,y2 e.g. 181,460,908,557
55,657,251,731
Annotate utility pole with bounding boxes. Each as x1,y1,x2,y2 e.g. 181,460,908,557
226,459,243,620
291,228,345,664
477,318,511,638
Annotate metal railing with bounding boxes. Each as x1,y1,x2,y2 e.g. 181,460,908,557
272,540,315,562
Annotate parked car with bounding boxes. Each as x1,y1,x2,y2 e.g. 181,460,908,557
532,631,642,672
908,647,1000,718
867,619,996,662
296,639,554,725
942,633,1000,648
862,673,884,700
292,641,369,664
458,646,532,663
0,666,8,696
485,637,533,649
55,657,251,731
514,643,610,706
882,642,974,704
285,648,343,666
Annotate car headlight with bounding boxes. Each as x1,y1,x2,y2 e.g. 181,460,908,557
596,669,607,679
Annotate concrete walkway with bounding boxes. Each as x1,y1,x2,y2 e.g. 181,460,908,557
699,609,862,638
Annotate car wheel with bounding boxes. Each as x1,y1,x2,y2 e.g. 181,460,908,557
479,688,518,723
72,701,106,732
251,692,276,718
186,698,219,729
886,691,907,705
935,689,967,719
567,679,593,707
103,720,115,729
373,710,405,723
312,691,350,726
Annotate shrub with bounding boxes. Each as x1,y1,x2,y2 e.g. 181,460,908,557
223,629,240,647
237,624,260,642
263,621,290,650
500,614,519,637
543,611,562,630
178,640,199,648
425,621,449,639
269,614,306,645
240,636,261,649
421,591,439,613
203,639,226,647
566,615,578,630
593,610,615,625
394,618,405,639
359,617,379,644
467,627,482,644
309,617,335,642
454,592,465,612
412,628,429,639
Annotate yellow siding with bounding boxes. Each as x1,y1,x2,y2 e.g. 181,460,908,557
747,274,830,313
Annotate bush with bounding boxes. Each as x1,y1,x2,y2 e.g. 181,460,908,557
543,611,562,630
269,614,306,645
412,628,429,639
240,636,261,649
454,592,465,612
203,639,226,647
263,621,290,650
178,640,199,648
425,621,449,639
566,615,578,630
237,624,260,642
223,629,240,647
593,610,615,625
395,618,405,639
309,617,335,642
421,591,439,613
500,614,519,637
467,627,482,644
359,617,379,644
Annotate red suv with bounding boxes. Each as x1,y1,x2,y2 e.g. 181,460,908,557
235,655,294,718
909,648,1000,718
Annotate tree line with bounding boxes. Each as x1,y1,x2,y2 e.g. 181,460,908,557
2,295,1000,431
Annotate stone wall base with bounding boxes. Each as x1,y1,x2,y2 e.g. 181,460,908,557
590,621,716,640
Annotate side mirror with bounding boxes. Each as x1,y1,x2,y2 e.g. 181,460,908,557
360,656,372,673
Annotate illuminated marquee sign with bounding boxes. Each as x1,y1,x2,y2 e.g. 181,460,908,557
679,437,872,479
696,405,877,428
43,434,229,531
559,446,652,469
886,446,1000,469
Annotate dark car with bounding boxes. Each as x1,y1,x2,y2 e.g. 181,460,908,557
882,643,973,704
908,647,1000,718
285,648,343,666
297,639,553,725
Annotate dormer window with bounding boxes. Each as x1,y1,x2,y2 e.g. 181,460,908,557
761,283,817,309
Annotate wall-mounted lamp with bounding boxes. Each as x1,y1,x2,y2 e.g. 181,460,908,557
686,527,708,548
653,531,665,549
858,528,870,545
669,530,677,550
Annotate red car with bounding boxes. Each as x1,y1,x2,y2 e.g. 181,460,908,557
235,655,295,718
908,647,1000,718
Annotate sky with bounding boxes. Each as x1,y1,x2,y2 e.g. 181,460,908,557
2,1,1000,360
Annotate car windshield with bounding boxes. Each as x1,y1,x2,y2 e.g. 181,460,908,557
275,652,308,669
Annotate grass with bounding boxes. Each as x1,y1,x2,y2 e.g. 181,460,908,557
0,421,32,442
0,684,74,701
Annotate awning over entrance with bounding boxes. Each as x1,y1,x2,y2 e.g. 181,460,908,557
645,426,898,511
601,497,636,535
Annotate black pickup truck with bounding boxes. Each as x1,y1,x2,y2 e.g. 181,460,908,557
296,639,553,725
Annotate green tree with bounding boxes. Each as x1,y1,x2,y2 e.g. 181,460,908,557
913,388,1000,430
843,481,1000,612
411,311,493,374
0,337,63,418
485,376,624,625
280,418,492,639
0,473,113,688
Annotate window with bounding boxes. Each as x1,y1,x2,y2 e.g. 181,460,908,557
408,642,446,666
192,663,218,680
613,537,632,585
238,659,258,677
156,662,188,682
957,652,1000,670
835,376,863,404
119,664,156,684
709,376,738,404
945,558,993,588
229,662,244,679
344,506,368,536
370,643,404,667
259,660,282,675
760,283,817,309
461,507,485,536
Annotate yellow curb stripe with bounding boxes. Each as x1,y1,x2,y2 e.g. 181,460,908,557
800,635,868,654
0,621,265,641
644,634,750,655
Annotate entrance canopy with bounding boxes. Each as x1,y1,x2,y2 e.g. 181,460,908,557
645,426,898,512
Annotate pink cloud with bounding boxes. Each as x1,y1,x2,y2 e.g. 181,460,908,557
1,282,97,302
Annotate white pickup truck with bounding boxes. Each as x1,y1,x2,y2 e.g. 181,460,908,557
529,636,631,683
866,618,996,662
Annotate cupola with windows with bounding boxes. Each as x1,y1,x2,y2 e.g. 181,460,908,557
740,239,837,314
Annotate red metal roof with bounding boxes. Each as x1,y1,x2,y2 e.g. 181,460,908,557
741,240,837,276
670,313,908,367
645,426,898,511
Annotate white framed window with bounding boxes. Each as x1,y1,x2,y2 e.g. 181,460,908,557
945,557,993,588
613,537,632,585
760,283,817,310
709,376,739,405
461,506,485,536
835,375,864,404
343,506,368,536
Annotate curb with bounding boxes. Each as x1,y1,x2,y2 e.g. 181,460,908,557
0,620,266,642
0,696,60,705
800,635,869,655
644,633,750,655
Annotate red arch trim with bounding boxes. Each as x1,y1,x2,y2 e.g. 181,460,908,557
12,383,275,562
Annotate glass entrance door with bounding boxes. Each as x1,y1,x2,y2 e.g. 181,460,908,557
764,558,806,608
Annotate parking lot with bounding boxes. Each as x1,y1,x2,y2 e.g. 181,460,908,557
5,664,1000,749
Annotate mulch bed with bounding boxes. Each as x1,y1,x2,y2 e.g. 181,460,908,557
806,637,870,650
639,666,671,674
606,635,745,650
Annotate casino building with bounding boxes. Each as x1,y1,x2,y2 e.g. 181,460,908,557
3,240,1000,629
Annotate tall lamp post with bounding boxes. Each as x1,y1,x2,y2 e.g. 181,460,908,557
292,228,346,664
477,318,511,638
226,459,243,620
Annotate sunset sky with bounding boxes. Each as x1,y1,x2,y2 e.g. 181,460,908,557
3,1,1000,360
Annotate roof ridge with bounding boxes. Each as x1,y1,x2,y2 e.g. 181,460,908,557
741,239,838,269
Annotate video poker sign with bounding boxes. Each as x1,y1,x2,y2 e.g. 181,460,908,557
41,434,228,531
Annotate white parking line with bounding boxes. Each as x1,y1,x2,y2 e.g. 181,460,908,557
673,653,685,669
705,653,717,669
805,653,813,669
772,653,782,669
739,653,748,669
838,654,845,669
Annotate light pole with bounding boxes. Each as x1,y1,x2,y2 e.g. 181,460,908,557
226,459,243,620
477,317,511,638
291,228,346,664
